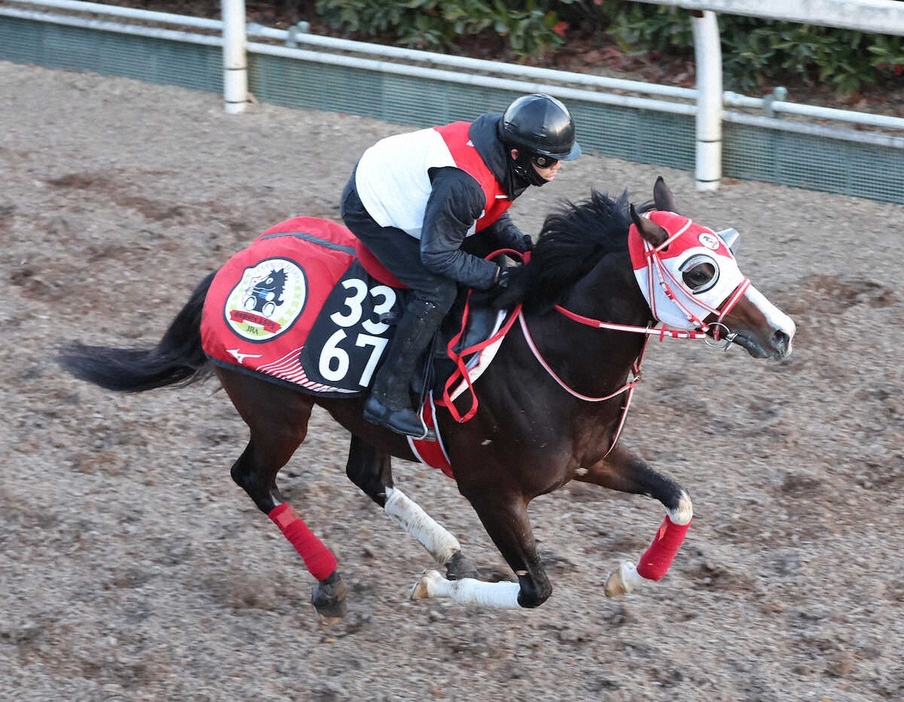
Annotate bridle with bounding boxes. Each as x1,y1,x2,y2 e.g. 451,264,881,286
522,221,750,395
636,219,750,346
517,219,750,455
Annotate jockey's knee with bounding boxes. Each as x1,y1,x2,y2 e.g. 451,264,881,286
417,279,458,312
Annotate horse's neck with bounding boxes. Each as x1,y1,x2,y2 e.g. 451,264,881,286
536,259,651,390
565,254,653,331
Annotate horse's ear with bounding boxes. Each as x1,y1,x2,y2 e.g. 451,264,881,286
630,204,669,247
652,176,678,213
717,227,740,253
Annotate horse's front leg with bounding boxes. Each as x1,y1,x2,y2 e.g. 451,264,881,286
411,487,550,609
575,444,693,597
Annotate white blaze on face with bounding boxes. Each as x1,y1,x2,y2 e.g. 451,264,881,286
745,285,797,351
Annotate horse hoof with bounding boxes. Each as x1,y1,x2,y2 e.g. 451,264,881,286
604,561,640,598
410,569,444,600
317,612,345,626
604,570,627,598
445,551,480,581
312,576,348,622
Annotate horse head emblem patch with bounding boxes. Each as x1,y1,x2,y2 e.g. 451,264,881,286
224,257,307,342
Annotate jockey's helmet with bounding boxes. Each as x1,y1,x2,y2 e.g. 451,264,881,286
499,93,582,162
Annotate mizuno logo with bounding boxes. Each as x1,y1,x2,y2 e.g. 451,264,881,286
227,348,262,365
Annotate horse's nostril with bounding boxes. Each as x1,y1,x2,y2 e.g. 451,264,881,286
773,330,791,354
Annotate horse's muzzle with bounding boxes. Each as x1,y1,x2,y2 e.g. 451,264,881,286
771,329,793,359
732,327,794,360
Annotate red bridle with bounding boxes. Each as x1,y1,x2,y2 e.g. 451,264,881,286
516,236,751,456
442,232,749,446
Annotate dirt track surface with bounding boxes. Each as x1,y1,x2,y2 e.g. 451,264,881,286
1,61,902,701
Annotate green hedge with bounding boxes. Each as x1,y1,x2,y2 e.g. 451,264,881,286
313,0,569,57
309,0,904,95
611,3,904,94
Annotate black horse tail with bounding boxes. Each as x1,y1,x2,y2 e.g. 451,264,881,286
57,271,216,392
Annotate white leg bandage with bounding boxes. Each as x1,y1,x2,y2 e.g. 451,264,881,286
384,487,461,566
413,570,522,608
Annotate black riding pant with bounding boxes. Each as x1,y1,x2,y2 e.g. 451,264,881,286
340,172,458,313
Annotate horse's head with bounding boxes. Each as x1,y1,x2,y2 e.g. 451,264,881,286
261,268,287,291
629,177,795,360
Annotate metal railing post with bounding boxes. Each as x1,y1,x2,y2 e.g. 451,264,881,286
221,0,247,114
692,10,723,191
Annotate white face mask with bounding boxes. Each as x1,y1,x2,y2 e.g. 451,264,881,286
628,211,748,331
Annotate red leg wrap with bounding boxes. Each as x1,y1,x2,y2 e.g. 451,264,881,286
268,503,337,581
636,516,691,581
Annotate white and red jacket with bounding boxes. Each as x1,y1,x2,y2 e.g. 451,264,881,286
352,115,529,289
356,120,513,238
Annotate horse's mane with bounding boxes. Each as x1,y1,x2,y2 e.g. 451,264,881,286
496,189,653,311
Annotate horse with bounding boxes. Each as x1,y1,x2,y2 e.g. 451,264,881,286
57,177,795,620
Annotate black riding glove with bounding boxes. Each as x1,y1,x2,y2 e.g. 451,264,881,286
515,234,534,253
468,267,511,308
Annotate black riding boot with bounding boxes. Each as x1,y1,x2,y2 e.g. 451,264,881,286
364,298,445,441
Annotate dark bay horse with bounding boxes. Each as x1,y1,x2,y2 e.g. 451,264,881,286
58,177,795,619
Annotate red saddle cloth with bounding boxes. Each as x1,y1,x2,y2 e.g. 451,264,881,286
201,216,366,394
201,215,512,476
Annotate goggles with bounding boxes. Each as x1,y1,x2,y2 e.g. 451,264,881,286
531,154,559,169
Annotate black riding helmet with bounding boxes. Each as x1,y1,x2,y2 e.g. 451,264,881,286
499,93,581,186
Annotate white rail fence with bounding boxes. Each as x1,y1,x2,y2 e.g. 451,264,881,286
630,0,904,34
633,0,904,188
1,0,902,197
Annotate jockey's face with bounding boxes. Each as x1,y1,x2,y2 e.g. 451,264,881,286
510,148,562,182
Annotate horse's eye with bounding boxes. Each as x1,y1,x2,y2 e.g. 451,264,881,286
680,255,719,293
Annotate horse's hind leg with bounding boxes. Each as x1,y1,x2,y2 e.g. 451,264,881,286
217,368,347,620
345,435,478,580
574,444,693,597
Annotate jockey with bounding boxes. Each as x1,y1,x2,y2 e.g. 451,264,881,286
340,93,582,441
